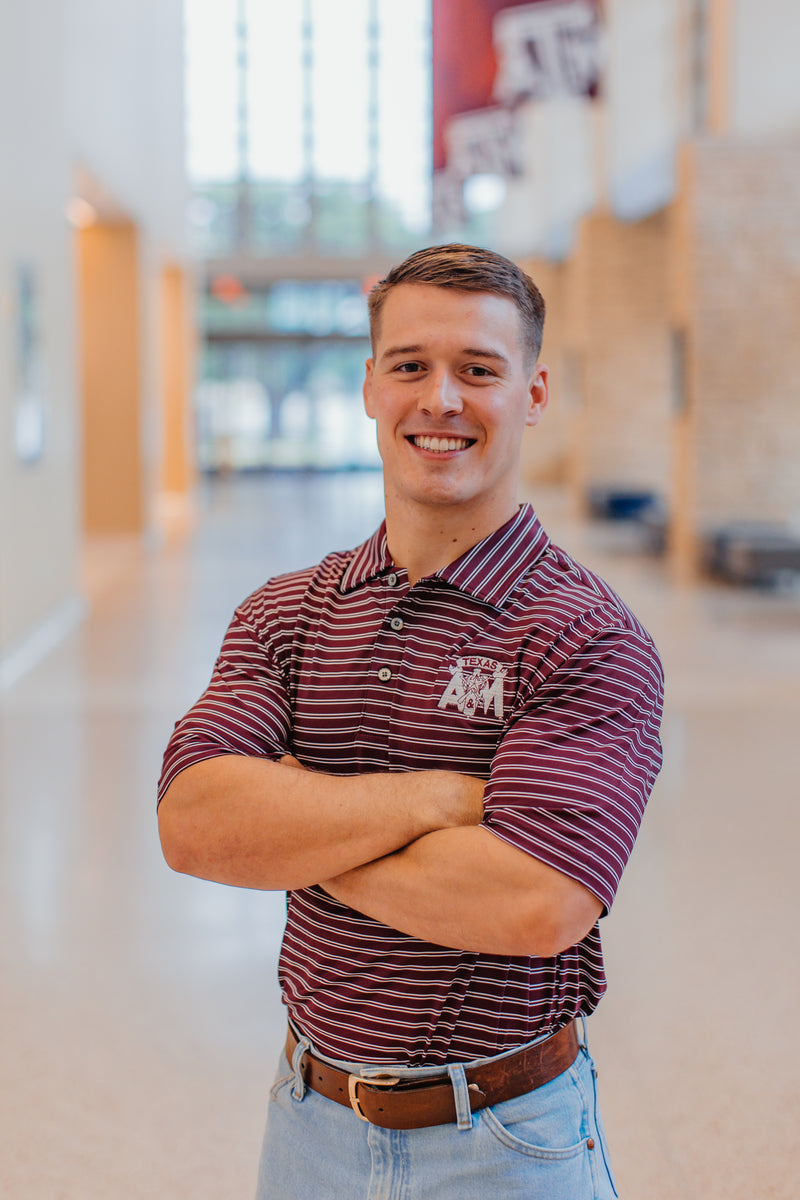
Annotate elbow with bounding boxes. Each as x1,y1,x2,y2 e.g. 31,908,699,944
157,789,288,889
157,784,217,879
157,769,225,879
159,837,190,878
158,802,197,876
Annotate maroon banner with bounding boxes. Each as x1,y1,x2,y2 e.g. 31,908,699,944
432,0,601,170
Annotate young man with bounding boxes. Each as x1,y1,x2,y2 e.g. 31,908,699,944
158,244,663,1198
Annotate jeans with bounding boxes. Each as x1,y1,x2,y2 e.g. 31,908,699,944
255,1021,618,1199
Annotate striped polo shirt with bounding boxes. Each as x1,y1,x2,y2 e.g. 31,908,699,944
159,504,664,1066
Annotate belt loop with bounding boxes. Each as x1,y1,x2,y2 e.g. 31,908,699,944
291,1033,311,1102
447,1064,474,1132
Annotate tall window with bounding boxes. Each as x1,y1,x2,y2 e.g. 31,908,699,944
184,0,432,256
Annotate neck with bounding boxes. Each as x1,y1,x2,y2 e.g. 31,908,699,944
384,494,521,586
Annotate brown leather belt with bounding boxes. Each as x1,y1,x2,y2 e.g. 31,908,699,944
285,1021,579,1130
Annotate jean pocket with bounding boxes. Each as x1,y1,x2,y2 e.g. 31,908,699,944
480,1106,588,1160
478,1062,590,1160
269,1050,294,1102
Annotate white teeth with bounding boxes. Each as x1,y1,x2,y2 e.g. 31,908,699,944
412,435,471,452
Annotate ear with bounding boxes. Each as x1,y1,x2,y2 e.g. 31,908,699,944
363,358,376,419
525,362,549,428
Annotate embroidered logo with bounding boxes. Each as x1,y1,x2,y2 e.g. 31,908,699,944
437,656,508,720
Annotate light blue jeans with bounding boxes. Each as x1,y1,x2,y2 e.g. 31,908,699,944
255,1021,618,1199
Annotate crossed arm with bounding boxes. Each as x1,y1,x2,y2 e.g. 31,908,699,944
158,753,601,957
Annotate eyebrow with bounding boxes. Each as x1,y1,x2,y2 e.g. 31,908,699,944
462,347,511,366
381,344,511,367
381,345,425,359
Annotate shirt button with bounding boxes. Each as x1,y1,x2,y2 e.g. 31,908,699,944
390,617,404,632
386,572,399,587
377,666,392,682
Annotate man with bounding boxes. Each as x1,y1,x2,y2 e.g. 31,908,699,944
158,244,663,1198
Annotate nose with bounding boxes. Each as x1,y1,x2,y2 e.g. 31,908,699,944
417,371,463,417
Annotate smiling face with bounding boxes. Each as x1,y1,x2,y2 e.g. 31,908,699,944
363,283,548,536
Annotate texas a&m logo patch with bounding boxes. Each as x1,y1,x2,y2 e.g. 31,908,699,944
437,656,508,720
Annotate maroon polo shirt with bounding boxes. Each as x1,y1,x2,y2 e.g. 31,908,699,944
159,505,664,1066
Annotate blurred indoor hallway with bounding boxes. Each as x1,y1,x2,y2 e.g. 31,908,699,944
1,470,798,1200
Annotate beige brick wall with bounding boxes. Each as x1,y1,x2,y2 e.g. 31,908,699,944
670,135,800,570
561,212,674,508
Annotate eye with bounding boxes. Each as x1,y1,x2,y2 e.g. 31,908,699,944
464,364,494,377
394,361,424,374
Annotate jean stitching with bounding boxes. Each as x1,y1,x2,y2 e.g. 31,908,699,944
269,1072,295,1103
589,1060,618,1198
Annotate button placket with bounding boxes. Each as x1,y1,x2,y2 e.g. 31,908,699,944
356,578,407,763
376,599,409,682
375,608,403,685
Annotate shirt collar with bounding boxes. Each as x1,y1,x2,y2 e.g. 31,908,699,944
340,505,550,608
436,504,550,608
339,523,394,592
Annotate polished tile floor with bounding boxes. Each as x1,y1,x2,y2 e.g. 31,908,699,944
1,472,798,1198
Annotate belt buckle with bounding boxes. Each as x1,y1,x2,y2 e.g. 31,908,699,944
347,1072,400,1122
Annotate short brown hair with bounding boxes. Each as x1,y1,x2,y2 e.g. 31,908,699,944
368,243,546,362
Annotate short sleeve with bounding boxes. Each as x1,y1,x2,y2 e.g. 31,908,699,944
482,625,664,913
157,604,293,805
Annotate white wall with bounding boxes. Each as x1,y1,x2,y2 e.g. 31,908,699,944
605,0,682,220
730,0,800,138
65,0,187,254
0,0,80,671
0,0,186,672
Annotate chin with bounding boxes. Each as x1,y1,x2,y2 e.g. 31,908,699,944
409,485,475,509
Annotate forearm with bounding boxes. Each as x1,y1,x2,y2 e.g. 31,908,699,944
321,826,602,957
158,754,484,890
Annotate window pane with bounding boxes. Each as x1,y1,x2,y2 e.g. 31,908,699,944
196,336,378,470
377,0,431,233
310,0,370,181
185,0,239,181
245,2,306,182
185,0,433,246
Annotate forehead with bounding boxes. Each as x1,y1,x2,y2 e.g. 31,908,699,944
374,284,526,360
